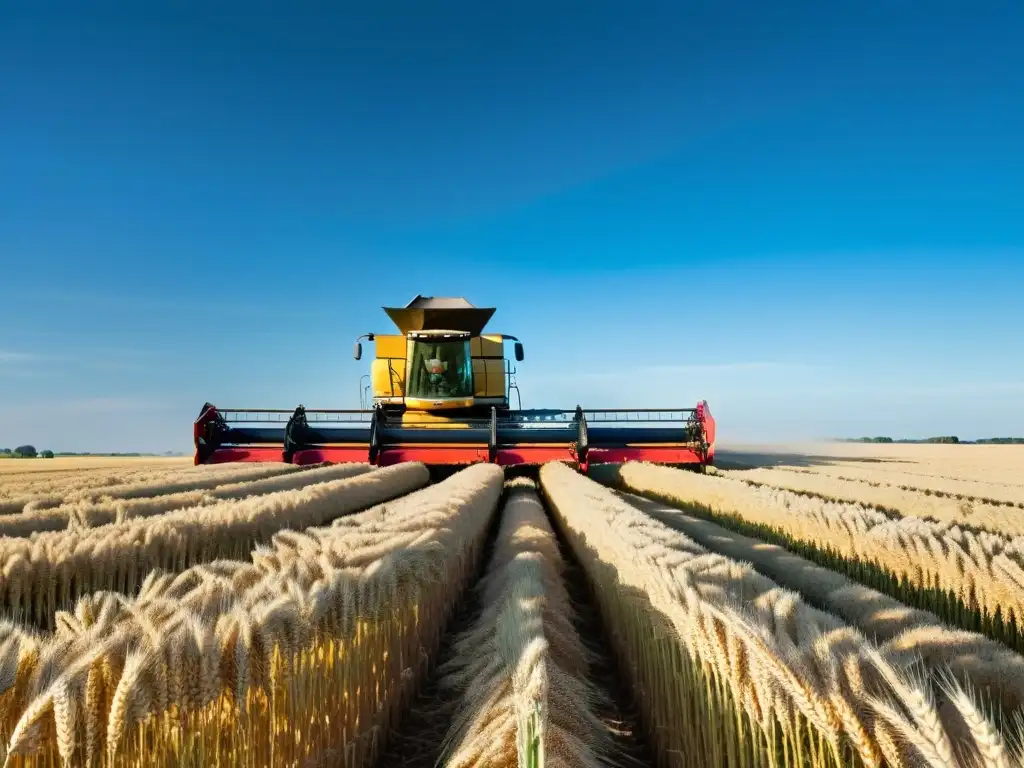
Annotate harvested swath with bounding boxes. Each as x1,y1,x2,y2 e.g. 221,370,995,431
0,462,305,516
0,469,165,498
58,461,371,530
0,462,429,629
541,461,1016,768
723,466,1024,538
0,459,243,495
0,460,259,499
606,482,1024,716
790,464,1024,509
81,475,497,630
1,463,505,767
0,456,193,476
609,461,1024,654
0,463,370,537
437,479,612,768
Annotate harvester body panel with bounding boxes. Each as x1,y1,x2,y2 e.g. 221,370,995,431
195,295,716,470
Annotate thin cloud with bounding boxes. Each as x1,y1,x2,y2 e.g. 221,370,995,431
13,289,336,321
53,397,171,413
0,350,39,363
793,380,1024,397
0,345,166,374
528,361,825,385
0,396,172,417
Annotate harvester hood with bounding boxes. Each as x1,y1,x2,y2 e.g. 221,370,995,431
383,295,496,335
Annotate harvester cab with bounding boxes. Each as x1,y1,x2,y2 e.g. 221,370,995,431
194,295,715,470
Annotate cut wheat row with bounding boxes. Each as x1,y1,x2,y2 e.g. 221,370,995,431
541,461,1022,768
437,478,612,768
604,480,1024,716
0,461,199,488
786,463,1024,508
723,466,1024,538
609,462,1024,653
0,463,505,767
0,462,428,629
0,460,291,501
0,467,177,499
0,462,307,516
0,460,259,497
0,461,371,538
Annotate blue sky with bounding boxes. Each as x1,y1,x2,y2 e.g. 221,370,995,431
1,1,1022,452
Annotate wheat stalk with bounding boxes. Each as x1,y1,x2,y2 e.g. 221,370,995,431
438,479,612,768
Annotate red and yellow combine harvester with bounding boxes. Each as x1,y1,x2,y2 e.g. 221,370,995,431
194,296,715,471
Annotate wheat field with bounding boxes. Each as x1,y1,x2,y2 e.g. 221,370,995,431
0,446,1022,767
0,456,192,476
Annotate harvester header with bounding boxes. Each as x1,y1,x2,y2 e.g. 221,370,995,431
195,295,715,471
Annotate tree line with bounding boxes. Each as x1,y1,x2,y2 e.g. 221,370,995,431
1,448,182,458
0,446,55,459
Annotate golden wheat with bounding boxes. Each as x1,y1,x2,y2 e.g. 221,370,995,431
0,463,428,629
0,463,371,537
0,463,306,516
437,478,612,768
541,460,1020,768
0,469,168,498
741,442,1024,487
0,456,191,479
723,466,1024,538
4,448,1023,768
0,459,249,494
0,458,266,494
606,462,1024,651
786,463,1024,508
0,463,505,767
611,483,1024,716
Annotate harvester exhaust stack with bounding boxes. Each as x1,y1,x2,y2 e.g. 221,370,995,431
195,295,715,471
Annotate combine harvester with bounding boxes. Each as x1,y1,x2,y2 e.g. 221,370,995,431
194,296,715,471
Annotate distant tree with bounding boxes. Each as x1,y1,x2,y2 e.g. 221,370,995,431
13,445,37,458
40,450,54,459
